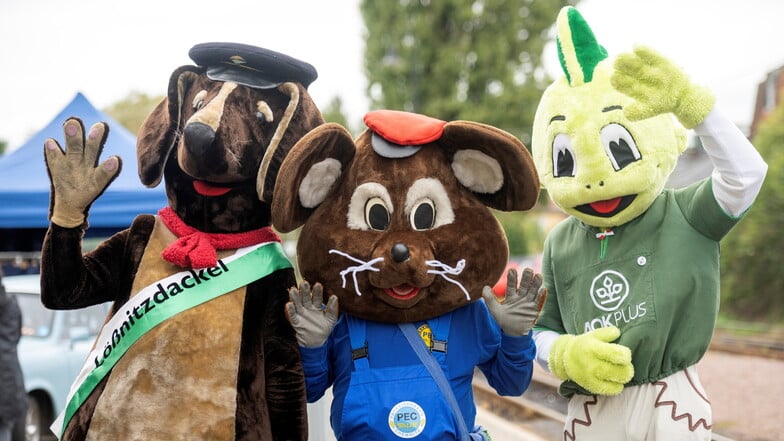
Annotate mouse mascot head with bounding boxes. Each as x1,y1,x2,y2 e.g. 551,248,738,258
274,110,539,322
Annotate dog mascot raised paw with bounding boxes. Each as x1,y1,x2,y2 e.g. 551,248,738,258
41,43,324,441
530,7,767,440
272,110,545,440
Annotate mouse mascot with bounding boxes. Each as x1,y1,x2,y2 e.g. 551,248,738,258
271,109,545,440
530,7,767,440
40,43,324,441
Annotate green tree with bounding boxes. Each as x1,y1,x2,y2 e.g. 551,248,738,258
720,104,784,321
321,96,352,131
0,139,6,155
104,91,164,135
492,210,545,257
361,0,576,143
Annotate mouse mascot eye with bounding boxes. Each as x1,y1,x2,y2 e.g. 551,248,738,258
530,7,767,440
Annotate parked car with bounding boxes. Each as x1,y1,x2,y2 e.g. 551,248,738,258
4,274,110,441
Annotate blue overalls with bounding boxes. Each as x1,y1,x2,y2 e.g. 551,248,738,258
338,314,463,440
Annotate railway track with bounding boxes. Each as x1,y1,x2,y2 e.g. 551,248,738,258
472,332,784,441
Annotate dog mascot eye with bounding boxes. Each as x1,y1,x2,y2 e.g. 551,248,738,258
552,133,575,177
410,200,436,230
365,197,390,231
192,90,208,111
601,123,641,171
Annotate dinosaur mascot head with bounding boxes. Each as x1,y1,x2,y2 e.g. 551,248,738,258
532,7,688,228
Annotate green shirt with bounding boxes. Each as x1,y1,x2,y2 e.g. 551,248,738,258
536,179,741,396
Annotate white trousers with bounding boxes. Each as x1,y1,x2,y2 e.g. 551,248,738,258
563,365,712,441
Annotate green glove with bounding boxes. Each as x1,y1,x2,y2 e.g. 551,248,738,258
285,281,339,348
482,267,547,337
548,326,634,396
44,118,122,228
611,45,715,129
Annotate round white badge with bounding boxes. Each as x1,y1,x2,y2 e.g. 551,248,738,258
388,401,426,438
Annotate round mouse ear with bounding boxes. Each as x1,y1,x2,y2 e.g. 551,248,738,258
271,123,356,233
441,121,539,212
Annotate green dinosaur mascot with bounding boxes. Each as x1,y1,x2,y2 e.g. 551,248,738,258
530,7,767,440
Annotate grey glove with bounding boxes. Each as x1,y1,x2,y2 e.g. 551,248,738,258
285,281,338,348
482,267,547,336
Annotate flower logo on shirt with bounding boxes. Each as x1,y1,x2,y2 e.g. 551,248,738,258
590,270,629,311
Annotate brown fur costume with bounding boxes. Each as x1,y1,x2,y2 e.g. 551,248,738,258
40,43,323,441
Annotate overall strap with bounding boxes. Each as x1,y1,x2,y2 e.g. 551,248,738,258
345,314,370,370
399,320,470,441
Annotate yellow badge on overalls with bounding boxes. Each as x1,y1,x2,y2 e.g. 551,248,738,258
417,324,432,349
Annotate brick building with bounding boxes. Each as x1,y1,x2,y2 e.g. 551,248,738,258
750,65,784,139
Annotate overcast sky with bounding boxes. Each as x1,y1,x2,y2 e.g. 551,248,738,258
2,0,782,151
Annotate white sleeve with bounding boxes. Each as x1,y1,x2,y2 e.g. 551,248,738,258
532,329,560,373
693,108,768,217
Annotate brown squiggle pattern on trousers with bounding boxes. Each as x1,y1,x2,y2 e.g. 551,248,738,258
563,395,598,441
653,370,712,431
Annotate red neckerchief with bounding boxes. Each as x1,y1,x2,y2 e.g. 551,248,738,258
158,207,281,269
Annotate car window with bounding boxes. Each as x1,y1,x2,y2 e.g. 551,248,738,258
61,304,109,340
14,293,54,338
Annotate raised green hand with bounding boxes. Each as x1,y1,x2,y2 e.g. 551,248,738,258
611,45,715,129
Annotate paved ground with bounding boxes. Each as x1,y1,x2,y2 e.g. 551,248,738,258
697,351,784,441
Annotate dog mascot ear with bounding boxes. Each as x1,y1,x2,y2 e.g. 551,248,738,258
40,42,324,441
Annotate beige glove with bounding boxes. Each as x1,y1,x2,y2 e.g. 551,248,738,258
44,118,121,228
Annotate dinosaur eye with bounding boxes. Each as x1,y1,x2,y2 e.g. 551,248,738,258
601,123,641,171
552,133,575,177
192,90,208,111
410,200,435,230
365,197,390,231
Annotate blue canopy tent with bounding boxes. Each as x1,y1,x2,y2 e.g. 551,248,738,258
0,92,168,251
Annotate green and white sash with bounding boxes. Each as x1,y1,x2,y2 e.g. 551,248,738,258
51,241,292,439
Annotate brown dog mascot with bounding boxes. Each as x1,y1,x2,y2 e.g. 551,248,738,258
40,43,323,441
272,110,546,440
